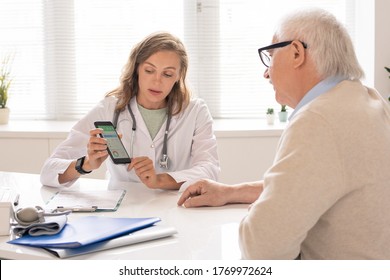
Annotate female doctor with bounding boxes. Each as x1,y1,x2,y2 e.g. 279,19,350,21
40,32,220,190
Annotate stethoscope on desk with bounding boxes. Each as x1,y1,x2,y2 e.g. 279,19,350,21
113,102,171,169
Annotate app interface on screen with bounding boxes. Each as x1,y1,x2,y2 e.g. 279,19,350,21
99,125,128,159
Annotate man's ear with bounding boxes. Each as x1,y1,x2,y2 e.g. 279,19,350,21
291,40,306,68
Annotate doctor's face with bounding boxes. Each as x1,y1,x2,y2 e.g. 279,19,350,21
137,51,181,109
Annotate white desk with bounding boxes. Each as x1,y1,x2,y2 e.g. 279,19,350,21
0,171,248,260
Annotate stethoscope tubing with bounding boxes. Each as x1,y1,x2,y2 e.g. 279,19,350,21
114,101,171,169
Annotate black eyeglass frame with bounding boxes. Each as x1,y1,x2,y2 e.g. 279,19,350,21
258,40,308,68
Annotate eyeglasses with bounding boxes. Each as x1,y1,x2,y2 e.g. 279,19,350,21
258,40,308,68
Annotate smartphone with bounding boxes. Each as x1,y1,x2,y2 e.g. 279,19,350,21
94,121,131,164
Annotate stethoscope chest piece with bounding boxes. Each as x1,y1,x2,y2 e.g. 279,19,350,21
159,154,169,169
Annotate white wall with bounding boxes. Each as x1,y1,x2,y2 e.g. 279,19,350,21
216,135,279,184
0,128,281,185
355,0,390,99
374,0,390,98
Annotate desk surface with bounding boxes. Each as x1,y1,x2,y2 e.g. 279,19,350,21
0,171,248,260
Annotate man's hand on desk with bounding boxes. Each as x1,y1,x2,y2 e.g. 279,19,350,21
177,179,263,208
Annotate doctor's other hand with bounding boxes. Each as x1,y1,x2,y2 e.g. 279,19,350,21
128,156,158,188
177,179,232,208
86,128,109,170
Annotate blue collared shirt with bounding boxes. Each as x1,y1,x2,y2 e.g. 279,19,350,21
289,76,346,120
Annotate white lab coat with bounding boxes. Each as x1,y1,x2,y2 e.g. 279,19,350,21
40,96,220,190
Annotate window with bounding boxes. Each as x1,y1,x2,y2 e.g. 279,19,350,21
0,0,356,120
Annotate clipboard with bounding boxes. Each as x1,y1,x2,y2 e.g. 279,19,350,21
45,189,126,212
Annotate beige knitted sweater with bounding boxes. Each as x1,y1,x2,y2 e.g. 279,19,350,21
239,80,390,259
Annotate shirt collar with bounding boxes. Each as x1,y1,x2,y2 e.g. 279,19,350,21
289,76,345,120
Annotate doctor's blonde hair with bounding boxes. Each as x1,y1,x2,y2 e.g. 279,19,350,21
106,32,191,116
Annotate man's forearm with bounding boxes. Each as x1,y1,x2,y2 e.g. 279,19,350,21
227,181,263,204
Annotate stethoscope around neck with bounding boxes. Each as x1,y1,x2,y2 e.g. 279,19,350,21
113,102,171,169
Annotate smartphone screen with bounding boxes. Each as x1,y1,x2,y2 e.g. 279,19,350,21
94,121,131,164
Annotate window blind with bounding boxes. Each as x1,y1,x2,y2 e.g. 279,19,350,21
0,0,356,120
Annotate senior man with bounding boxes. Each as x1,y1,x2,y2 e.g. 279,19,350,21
178,8,390,260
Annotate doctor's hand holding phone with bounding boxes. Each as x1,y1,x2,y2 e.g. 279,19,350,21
94,121,131,164
92,122,158,188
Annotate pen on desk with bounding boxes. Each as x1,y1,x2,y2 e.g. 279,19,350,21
13,194,20,206
56,206,97,212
